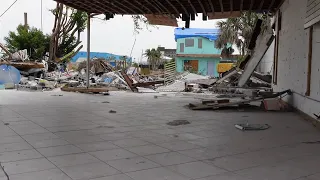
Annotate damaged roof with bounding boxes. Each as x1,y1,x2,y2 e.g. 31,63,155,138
54,0,284,15
174,28,219,41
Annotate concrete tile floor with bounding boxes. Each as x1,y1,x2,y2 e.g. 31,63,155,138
0,90,320,180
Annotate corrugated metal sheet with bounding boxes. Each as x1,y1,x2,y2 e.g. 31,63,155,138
305,0,320,28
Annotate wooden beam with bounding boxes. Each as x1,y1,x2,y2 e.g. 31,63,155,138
153,0,174,16
258,0,265,11
268,0,276,11
175,0,189,15
249,0,254,11
230,0,233,14
306,26,313,96
112,1,135,14
143,0,162,14
61,87,110,93
207,0,215,14
187,0,197,14
240,0,244,13
198,0,207,16
164,0,180,15
133,0,152,13
219,0,224,13
123,0,145,14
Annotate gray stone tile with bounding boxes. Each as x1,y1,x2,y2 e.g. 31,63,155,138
0,142,33,153
0,126,17,137
27,138,70,148
2,158,56,175
90,174,134,180
63,135,105,144
77,141,119,152
126,167,190,180
48,153,100,167
152,128,180,135
8,168,72,180
98,133,133,141
2,116,29,122
178,148,227,160
157,141,201,151
107,156,160,173
167,161,227,179
170,133,204,141
0,149,43,163
111,138,150,148
22,132,60,142
60,162,120,180
196,172,252,180
11,127,50,135
90,148,138,161
140,134,177,144
144,152,196,166
0,136,25,145
37,145,83,157
125,144,171,156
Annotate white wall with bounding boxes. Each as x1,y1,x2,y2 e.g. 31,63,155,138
256,41,274,74
272,0,320,118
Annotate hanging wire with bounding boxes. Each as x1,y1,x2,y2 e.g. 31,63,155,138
0,0,18,18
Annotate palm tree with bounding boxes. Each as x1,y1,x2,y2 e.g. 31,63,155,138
215,12,270,57
144,48,161,70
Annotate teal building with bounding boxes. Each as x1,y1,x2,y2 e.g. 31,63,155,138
175,28,222,77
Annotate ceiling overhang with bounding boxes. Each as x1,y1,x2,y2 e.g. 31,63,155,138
54,0,284,16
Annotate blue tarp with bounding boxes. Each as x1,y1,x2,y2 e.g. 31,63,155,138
174,28,220,41
0,65,21,85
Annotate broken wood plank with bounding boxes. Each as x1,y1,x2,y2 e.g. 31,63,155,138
202,99,230,105
0,61,44,70
61,87,110,93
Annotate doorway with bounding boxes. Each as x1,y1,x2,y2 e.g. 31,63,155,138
184,60,198,73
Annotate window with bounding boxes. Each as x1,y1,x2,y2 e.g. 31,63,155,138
180,43,184,52
185,39,194,47
198,38,202,48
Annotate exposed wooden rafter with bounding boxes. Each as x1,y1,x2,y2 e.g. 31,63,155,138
133,0,153,13
207,0,215,14
230,0,233,14
187,0,197,14
123,0,144,14
175,0,189,15
259,0,265,11
153,0,175,17
142,0,162,14
219,0,224,13
268,0,276,11
164,0,180,15
249,0,254,11
197,0,207,15
240,0,244,13
112,1,134,14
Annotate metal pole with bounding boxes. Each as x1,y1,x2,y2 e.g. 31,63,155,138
86,13,91,88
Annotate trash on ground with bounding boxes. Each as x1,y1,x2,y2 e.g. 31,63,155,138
167,120,191,126
235,123,270,131
109,110,117,113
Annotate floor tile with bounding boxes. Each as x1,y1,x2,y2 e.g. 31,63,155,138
0,142,33,153
125,144,171,156
60,162,120,180
8,168,71,180
90,148,138,161
0,149,43,163
98,133,133,141
196,172,252,180
158,141,201,151
37,145,82,157
2,158,56,175
48,153,100,167
0,136,26,145
77,141,119,152
144,152,196,166
107,156,160,173
167,161,227,179
90,174,134,180
27,138,70,148
111,138,150,148
126,167,190,180
22,132,60,142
